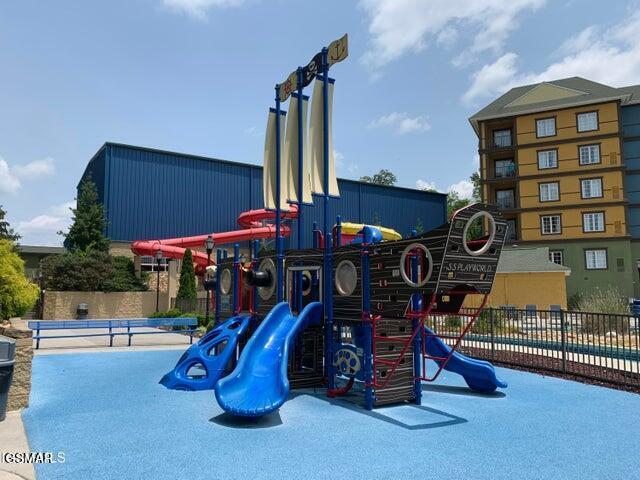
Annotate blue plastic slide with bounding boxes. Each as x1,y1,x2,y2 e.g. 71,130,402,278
424,326,507,392
159,315,252,391
215,301,323,417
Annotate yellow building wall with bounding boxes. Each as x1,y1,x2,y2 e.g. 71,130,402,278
515,102,620,146
518,170,625,209
519,205,627,241
517,136,622,177
464,271,568,310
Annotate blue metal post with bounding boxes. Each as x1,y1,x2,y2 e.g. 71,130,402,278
361,229,374,410
232,243,240,313
336,215,342,247
274,85,284,303
295,67,305,313
324,232,334,391
215,249,222,324
410,229,423,405
252,239,259,313
312,221,318,248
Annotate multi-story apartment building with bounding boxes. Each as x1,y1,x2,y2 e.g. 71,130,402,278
469,77,640,299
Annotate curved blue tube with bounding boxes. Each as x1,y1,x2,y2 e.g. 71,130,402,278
215,302,323,417
159,315,251,391
424,326,507,392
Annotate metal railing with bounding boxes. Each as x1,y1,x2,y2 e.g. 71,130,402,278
496,197,516,209
494,164,516,178
427,307,640,389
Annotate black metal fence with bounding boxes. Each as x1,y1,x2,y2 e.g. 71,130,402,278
428,308,640,389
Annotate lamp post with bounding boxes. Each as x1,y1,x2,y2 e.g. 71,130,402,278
204,235,214,324
155,249,163,313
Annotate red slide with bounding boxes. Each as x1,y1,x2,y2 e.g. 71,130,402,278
131,206,297,273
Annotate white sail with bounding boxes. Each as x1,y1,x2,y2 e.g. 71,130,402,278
309,78,340,197
284,93,313,204
263,109,288,210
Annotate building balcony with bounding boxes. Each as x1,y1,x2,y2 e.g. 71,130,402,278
496,198,517,210
494,163,516,179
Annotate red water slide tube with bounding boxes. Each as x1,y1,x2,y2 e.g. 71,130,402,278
131,206,298,273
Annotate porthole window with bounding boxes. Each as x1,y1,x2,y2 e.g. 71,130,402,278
335,260,358,296
462,211,496,256
219,268,232,295
399,243,433,287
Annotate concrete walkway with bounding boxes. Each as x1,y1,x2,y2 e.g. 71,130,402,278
0,412,35,480
33,327,195,355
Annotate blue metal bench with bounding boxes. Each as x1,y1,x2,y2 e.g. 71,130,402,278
27,318,198,350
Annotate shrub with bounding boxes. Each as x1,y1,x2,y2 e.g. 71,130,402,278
176,249,196,300
581,314,630,335
41,253,147,292
101,256,148,292
149,308,181,319
573,286,629,315
41,251,112,291
0,240,40,319
180,312,207,328
443,316,462,331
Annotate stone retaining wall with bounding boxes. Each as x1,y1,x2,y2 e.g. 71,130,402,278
1,321,33,411
42,291,167,319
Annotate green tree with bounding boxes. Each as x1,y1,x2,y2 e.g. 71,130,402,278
0,206,20,242
414,217,424,234
61,176,109,254
447,190,471,219
359,169,397,186
470,171,481,201
176,249,197,300
0,240,39,319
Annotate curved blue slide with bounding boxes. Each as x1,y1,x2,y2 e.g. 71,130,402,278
424,326,507,392
215,301,323,417
159,315,252,391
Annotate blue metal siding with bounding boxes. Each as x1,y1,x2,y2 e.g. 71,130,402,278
86,144,446,245
622,104,640,138
79,147,106,204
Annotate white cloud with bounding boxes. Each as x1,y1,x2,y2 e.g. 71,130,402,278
12,157,55,179
161,0,245,20
0,158,21,194
333,150,358,176
472,153,480,167
359,0,545,71
15,201,74,246
447,180,474,199
416,178,475,199
416,179,438,191
369,112,431,135
0,156,56,194
463,11,640,105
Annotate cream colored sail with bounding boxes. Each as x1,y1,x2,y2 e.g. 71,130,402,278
284,93,313,204
309,78,340,197
263,109,288,210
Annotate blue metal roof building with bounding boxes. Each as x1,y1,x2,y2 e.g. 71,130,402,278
80,143,447,246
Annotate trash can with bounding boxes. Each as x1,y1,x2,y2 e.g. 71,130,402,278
0,336,16,422
77,303,89,320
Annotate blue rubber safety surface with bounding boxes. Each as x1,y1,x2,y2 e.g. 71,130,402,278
23,350,640,480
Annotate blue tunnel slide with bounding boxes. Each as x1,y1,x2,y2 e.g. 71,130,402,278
423,326,507,392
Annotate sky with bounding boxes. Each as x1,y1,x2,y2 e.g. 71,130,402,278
2,0,640,245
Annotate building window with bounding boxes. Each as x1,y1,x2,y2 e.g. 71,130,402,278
583,212,605,232
495,159,515,178
541,215,561,235
536,118,556,137
537,149,558,169
577,111,598,132
539,182,559,202
493,129,512,147
506,219,517,241
579,144,600,165
581,178,603,198
140,256,169,272
549,250,563,265
585,249,607,270
496,189,515,209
